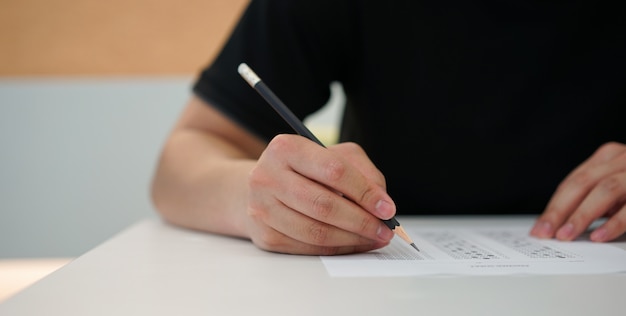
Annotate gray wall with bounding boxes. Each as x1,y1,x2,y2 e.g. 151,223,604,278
0,78,188,258
0,78,343,258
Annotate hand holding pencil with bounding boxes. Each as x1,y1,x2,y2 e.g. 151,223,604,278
238,63,418,255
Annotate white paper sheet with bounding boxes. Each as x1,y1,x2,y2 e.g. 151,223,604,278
321,224,626,277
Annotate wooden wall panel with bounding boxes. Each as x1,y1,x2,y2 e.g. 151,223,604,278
0,0,249,75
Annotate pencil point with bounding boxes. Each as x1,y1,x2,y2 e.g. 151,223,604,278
410,243,420,252
392,225,420,251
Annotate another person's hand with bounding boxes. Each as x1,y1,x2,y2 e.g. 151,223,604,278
244,134,396,255
531,142,626,242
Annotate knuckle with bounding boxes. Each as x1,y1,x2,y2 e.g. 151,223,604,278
564,170,594,189
248,165,260,181
373,171,387,188
246,205,268,222
598,142,621,155
342,142,364,154
311,193,335,219
358,215,376,234
268,134,291,149
307,222,331,245
358,185,378,205
248,165,271,189
322,159,347,182
265,134,293,158
255,230,284,251
598,176,624,196
594,142,624,160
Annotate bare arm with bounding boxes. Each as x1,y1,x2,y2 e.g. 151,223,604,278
151,95,396,255
150,96,266,238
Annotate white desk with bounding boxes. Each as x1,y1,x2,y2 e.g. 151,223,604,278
1,216,625,316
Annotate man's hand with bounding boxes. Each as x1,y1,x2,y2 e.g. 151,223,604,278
244,134,396,255
531,142,626,242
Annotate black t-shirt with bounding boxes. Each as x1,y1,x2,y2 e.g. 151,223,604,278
193,0,626,215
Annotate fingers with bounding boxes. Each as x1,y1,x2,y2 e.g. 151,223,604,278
276,170,395,244
532,161,618,238
328,142,387,189
589,205,626,242
268,135,396,220
247,199,390,255
555,174,626,240
250,225,387,256
531,142,626,242
246,135,395,255
250,199,393,254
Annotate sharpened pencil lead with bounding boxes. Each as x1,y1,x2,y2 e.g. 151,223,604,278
410,243,420,252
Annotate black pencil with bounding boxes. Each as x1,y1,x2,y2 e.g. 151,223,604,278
237,62,419,252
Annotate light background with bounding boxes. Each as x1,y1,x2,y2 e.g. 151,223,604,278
0,0,248,75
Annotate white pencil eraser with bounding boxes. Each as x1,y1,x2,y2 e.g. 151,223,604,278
238,63,261,87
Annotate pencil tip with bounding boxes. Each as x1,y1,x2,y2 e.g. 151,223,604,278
411,243,420,252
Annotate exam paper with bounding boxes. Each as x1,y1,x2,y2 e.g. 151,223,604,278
321,224,626,277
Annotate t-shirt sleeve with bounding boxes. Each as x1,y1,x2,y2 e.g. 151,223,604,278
192,0,351,142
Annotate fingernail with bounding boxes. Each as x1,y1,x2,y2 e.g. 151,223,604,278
377,224,394,241
556,223,575,240
591,227,608,242
533,221,552,237
375,200,394,219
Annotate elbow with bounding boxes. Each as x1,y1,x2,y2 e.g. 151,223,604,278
149,170,177,225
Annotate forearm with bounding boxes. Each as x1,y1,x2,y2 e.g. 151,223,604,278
151,128,256,238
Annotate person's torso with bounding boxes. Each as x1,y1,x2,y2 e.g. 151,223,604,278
338,1,626,214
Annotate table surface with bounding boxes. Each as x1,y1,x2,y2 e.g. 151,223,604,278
1,216,625,316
